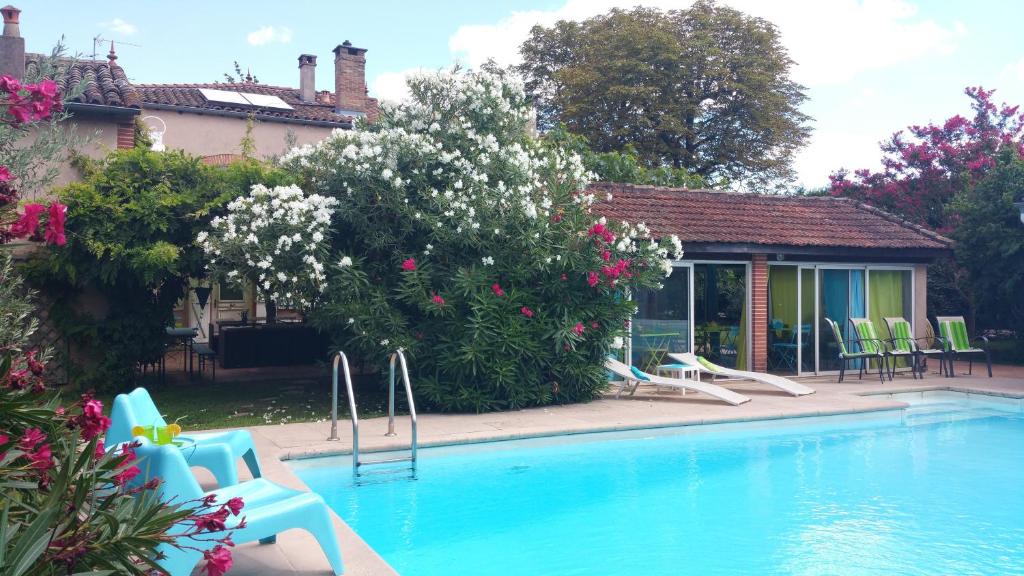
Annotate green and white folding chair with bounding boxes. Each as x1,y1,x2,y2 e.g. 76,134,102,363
824,317,886,383
883,317,948,378
936,316,992,377
850,318,916,380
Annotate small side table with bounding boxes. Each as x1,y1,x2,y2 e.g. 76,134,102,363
166,326,198,375
656,363,700,395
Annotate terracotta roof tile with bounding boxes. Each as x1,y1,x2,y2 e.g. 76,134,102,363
26,54,140,109
590,183,952,251
135,82,363,126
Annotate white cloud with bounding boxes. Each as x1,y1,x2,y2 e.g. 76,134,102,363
247,26,293,46
100,18,137,36
448,0,964,87
1002,56,1024,82
370,68,429,104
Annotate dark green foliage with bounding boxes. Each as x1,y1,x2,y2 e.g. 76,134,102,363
950,149,1024,333
519,1,811,188
24,150,294,391
543,125,706,188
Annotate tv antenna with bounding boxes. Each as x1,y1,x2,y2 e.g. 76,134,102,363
91,34,142,59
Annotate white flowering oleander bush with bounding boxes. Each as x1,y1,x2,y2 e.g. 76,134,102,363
200,184,338,312
282,70,681,412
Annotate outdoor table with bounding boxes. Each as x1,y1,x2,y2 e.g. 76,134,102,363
634,331,681,372
165,326,197,375
217,321,327,369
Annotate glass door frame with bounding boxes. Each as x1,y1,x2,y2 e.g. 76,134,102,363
768,262,916,375
626,261,694,365
689,259,752,371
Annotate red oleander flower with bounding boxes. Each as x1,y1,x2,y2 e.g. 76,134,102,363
94,439,105,460
520,306,534,318
7,367,28,389
401,258,417,271
27,443,52,471
591,321,599,329
24,349,44,376
0,165,11,182
601,250,611,262
77,397,112,441
560,273,567,281
194,507,230,532
0,75,21,93
572,323,585,336
44,202,66,246
551,213,562,223
113,466,140,486
225,497,245,516
19,427,45,450
587,272,600,287
431,293,445,306
9,203,44,238
202,545,233,576
491,283,505,297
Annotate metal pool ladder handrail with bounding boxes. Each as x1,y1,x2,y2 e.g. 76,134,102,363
328,349,418,477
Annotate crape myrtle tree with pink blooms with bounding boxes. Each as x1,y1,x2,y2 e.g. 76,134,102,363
279,69,682,412
828,86,1024,327
0,52,241,576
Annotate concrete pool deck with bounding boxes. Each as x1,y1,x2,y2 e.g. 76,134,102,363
195,361,1024,575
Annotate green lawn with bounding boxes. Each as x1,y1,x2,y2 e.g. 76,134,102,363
91,372,395,430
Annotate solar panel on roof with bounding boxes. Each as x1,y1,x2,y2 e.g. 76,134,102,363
198,88,251,106
239,93,293,110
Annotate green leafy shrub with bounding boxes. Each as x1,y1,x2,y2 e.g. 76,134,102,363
278,70,680,412
24,150,294,391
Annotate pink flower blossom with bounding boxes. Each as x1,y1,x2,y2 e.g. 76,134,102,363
44,202,66,246
202,545,234,576
19,427,45,450
520,306,534,318
572,323,585,336
431,293,445,306
9,203,44,238
225,497,245,516
600,250,611,262
113,465,140,486
491,283,505,297
587,272,600,287
78,397,111,441
94,439,105,460
195,507,230,532
401,258,417,271
27,443,52,471
0,166,11,183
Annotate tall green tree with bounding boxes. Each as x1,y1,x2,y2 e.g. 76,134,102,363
518,2,811,187
950,148,1024,333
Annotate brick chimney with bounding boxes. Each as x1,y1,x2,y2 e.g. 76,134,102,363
0,5,24,79
333,40,367,116
298,54,316,103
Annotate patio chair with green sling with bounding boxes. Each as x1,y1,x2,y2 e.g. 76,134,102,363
850,318,917,380
824,317,886,383
936,315,992,377
883,317,948,378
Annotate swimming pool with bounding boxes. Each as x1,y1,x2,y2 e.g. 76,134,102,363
290,391,1024,575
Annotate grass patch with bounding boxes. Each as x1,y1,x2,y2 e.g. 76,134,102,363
88,372,399,430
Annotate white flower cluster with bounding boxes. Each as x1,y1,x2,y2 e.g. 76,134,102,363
200,184,338,310
280,70,592,245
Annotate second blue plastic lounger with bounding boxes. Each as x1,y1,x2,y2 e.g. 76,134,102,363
130,439,344,576
605,358,751,405
106,387,262,488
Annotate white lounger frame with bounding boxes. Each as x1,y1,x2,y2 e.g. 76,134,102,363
667,352,815,396
605,358,751,406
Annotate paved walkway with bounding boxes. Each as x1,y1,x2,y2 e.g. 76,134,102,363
196,361,1024,575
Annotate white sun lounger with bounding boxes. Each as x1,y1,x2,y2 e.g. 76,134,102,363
667,352,815,396
605,358,751,406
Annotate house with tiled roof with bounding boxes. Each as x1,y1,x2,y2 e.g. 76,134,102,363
0,6,376,193
592,183,953,377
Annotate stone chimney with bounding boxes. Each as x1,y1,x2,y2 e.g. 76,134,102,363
298,54,316,103
333,40,367,116
0,5,24,79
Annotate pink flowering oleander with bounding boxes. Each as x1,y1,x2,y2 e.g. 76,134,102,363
402,257,417,271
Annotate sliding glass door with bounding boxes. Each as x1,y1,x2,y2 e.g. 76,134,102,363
767,265,817,375
694,263,748,370
631,264,691,371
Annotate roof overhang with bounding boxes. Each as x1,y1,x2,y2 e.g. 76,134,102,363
140,102,353,129
680,241,953,262
65,102,140,119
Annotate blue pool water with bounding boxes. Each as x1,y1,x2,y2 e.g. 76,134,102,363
290,392,1024,575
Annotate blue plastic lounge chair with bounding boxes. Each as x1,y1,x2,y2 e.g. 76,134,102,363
129,439,344,576
107,387,261,487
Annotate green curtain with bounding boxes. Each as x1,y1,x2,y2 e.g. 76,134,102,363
869,270,906,368
769,267,798,331
800,268,816,372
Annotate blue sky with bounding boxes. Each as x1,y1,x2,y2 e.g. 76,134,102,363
17,0,1024,188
